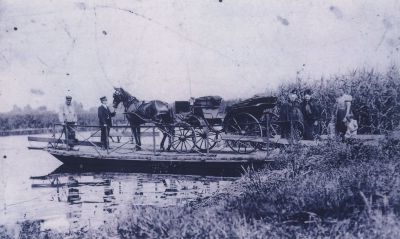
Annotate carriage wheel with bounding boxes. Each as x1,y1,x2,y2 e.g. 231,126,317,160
194,129,219,152
225,113,262,154
187,116,219,152
171,122,196,153
256,122,281,151
255,113,280,151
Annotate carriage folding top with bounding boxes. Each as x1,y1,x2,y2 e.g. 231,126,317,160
226,96,278,119
229,96,278,111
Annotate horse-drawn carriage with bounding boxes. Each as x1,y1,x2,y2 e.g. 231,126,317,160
113,88,304,155
172,95,282,154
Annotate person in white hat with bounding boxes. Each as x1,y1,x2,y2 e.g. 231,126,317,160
59,95,78,149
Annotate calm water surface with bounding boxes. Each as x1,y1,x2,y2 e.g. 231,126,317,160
0,135,236,232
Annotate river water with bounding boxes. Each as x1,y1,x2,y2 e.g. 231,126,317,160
0,135,236,233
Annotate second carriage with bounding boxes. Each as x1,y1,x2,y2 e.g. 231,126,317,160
172,95,289,154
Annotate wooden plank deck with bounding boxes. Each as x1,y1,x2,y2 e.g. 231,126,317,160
46,146,273,163
28,136,102,147
46,144,274,176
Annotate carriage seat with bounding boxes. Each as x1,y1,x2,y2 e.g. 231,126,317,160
193,96,222,109
174,101,191,114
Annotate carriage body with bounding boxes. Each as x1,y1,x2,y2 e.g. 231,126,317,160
221,96,280,153
172,96,226,127
171,97,225,152
172,95,286,154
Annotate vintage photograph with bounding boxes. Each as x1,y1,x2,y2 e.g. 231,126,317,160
0,0,399,238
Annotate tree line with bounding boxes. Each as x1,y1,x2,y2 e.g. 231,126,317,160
0,103,127,131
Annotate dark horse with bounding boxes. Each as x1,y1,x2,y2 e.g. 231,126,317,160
112,87,173,151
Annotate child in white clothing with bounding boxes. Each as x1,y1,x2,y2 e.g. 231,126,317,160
344,115,358,139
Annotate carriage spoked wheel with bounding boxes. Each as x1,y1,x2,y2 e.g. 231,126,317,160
194,128,219,152
171,122,196,153
225,113,263,154
254,112,281,151
187,116,219,152
255,122,281,151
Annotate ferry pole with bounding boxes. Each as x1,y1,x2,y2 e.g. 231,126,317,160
153,126,156,155
65,123,69,151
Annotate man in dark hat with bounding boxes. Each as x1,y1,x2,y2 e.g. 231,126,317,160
279,89,304,140
98,96,116,149
59,95,78,149
301,89,321,140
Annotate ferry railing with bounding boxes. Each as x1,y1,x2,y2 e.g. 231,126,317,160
52,123,212,157
54,123,104,156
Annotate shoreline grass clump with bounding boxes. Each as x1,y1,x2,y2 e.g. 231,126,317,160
112,140,400,238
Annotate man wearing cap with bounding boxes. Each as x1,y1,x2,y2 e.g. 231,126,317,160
59,95,78,149
279,89,304,139
98,96,116,150
301,89,321,140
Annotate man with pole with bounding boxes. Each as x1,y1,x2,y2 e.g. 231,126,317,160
59,95,78,149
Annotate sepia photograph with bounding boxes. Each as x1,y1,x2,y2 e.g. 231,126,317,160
0,0,399,238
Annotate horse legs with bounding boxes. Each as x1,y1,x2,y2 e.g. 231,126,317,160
166,126,173,151
159,126,172,151
160,133,166,151
131,126,141,150
136,127,141,148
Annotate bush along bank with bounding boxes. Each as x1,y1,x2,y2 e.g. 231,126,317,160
113,139,400,238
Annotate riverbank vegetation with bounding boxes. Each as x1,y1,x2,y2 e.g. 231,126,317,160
276,66,400,134
113,138,400,238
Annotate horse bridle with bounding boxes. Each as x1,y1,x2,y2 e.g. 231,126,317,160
114,90,139,112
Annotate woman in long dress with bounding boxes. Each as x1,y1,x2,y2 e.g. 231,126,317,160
335,87,353,138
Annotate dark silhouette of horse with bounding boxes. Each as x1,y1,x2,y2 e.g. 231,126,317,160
112,87,173,151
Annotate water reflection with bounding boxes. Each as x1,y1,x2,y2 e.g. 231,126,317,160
35,173,234,206
31,172,234,206
26,170,235,232
0,135,237,233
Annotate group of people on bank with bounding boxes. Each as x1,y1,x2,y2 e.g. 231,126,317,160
58,95,115,150
279,87,358,140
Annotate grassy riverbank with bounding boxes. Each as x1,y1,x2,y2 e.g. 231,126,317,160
114,139,400,238
2,139,399,238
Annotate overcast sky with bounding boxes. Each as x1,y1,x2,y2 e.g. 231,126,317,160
0,0,399,112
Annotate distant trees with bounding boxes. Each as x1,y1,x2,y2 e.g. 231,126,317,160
0,107,59,131
0,103,128,131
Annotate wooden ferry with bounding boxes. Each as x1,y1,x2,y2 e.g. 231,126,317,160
27,126,276,176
